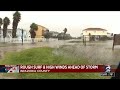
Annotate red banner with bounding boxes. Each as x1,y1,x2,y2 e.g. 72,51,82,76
0,65,119,73
19,65,105,73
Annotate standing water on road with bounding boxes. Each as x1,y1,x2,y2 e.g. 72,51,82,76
0,40,120,65
58,40,120,65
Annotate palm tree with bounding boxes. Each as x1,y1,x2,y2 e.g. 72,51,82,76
63,28,67,40
0,18,2,34
29,23,38,43
3,17,10,42
12,11,21,38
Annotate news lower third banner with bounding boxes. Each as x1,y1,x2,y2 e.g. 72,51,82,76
0,65,119,73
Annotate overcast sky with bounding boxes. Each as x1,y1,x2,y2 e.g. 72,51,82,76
0,11,120,37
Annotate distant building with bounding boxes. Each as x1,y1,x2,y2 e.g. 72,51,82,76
16,28,29,39
107,32,113,40
83,28,107,36
0,29,29,42
49,31,59,38
82,28,108,41
57,32,72,40
0,29,12,39
35,25,48,38
107,33,113,37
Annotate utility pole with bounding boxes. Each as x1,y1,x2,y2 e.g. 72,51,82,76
21,29,23,45
83,35,86,46
112,34,115,50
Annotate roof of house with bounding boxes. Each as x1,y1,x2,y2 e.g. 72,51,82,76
83,28,107,31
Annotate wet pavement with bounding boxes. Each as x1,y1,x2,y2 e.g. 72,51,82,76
0,40,120,65
59,40,120,65
0,40,75,59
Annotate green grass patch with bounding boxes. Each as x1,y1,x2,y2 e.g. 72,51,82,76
0,47,109,79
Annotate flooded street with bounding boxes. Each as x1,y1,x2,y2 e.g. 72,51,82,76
0,40,120,65
0,40,73,59
60,40,120,65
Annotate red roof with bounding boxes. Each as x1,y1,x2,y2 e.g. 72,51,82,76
83,28,107,31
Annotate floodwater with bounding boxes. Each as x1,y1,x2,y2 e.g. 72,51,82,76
0,40,73,59
0,40,120,65
59,40,120,65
